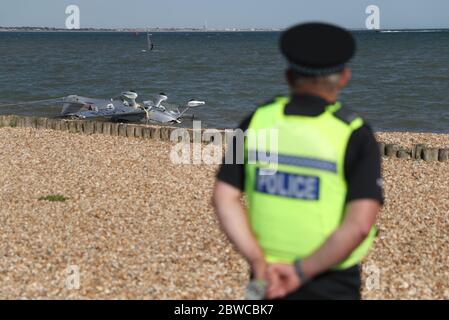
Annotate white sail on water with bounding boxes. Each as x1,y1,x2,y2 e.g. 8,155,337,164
141,29,154,52
147,31,154,51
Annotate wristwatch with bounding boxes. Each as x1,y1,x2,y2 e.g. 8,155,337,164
294,259,310,283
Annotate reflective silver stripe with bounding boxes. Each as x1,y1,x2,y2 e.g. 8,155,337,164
248,150,337,173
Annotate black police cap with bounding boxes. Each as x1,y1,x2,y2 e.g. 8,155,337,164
280,22,356,76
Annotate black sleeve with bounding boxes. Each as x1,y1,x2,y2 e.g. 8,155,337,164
344,124,384,205
216,114,253,191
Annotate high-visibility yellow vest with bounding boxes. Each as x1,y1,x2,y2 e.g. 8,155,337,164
244,96,376,269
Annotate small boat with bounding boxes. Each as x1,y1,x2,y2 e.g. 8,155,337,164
60,91,205,124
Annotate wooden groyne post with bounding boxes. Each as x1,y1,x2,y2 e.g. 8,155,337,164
0,115,448,162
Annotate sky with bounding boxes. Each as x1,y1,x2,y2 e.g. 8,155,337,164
1,0,449,29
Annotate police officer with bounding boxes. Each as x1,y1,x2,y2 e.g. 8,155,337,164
213,22,383,300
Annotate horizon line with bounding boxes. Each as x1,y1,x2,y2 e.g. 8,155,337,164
2,26,449,32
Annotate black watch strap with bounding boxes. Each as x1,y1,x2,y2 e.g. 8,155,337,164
294,259,309,283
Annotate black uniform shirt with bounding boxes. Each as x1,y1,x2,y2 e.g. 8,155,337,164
217,94,384,205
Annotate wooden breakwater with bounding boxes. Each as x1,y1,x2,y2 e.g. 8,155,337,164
0,114,448,162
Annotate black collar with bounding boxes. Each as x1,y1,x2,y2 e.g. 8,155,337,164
284,94,333,116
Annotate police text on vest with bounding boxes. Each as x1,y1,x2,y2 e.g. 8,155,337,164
256,169,320,200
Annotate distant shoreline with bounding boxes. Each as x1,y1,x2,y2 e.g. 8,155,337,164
1,27,449,33
0,27,283,33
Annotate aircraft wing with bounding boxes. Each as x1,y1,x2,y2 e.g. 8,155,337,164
62,96,145,119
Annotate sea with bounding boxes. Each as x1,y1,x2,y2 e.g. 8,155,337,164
1,30,449,133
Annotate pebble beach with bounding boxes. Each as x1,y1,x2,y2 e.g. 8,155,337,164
0,127,448,299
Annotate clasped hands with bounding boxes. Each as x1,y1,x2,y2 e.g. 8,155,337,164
252,260,304,299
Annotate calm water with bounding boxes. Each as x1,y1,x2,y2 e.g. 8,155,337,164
1,31,449,132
